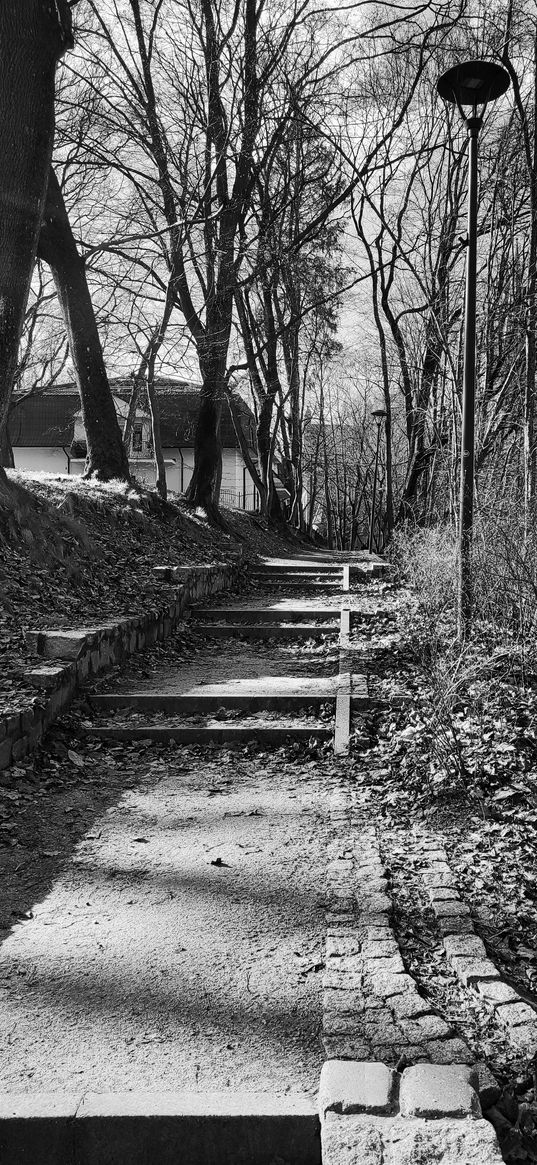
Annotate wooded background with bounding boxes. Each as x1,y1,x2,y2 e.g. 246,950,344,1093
0,0,534,547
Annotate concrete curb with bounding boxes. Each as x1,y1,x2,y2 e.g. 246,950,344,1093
0,1091,320,1165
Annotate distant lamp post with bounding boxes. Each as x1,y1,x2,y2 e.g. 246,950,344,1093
368,407,386,554
436,60,510,639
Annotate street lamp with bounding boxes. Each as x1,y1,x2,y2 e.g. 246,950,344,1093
436,60,510,639
368,407,386,554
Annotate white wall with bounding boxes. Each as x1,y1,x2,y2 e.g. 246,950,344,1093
13,445,259,509
161,451,181,493
220,450,259,510
175,448,258,509
13,448,68,474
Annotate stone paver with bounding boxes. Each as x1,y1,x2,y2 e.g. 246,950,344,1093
322,793,474,1067
319,1061,397,1117
323,1112,503,1165
398,1064,480,1118
320,1062,503,1165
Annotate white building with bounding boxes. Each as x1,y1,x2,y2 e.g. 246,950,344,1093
8,378,260,510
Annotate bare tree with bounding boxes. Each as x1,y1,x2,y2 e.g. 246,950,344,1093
0,0,72,501
37,167,130,481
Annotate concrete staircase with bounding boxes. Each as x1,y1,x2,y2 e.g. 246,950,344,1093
87,554,373,753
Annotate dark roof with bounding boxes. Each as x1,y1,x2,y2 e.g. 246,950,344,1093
8,379,257,453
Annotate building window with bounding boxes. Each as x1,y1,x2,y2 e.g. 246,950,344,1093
132,422,143,453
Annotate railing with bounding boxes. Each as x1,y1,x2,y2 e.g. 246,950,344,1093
220,487,260,512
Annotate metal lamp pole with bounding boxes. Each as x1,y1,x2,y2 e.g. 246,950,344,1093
368,408,386,554
436,60,510,639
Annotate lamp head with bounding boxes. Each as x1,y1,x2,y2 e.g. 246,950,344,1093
437,59,510,111
372,408,387,423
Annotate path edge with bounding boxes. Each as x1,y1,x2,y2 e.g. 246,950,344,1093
0,558,244,774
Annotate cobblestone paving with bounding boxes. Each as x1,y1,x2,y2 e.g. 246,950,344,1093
322,777,473,1068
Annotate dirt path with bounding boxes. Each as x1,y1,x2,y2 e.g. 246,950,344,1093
0,745,326,1095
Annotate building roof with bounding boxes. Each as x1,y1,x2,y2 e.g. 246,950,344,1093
8,378,257,454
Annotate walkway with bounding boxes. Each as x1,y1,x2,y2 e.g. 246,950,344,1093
0,552,506,1164
0,552,373,1099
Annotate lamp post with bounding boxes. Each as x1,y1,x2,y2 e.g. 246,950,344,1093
436,60,510,639
368,407,386,554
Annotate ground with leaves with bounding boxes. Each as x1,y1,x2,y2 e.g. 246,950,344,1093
353,585,537,1162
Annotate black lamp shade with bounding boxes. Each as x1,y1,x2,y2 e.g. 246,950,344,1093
437,59,510,107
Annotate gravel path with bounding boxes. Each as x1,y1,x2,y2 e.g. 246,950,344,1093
0,746,326,1096
107,640,338,695
0,569,363,1097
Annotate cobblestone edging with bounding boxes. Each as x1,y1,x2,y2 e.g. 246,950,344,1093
323,784,472,1067
416,834,537,1056
0,561,243,773
319,1060,503,1164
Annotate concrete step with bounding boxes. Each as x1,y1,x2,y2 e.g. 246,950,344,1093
194,622,338,639
251,569,341,579
251,580,344,591
257,554,380,563
251,575,376,589
255,560,343,571
250,572,342,581
252,556,386,570
90,692,336,713
90,688,369,714
89,721,333,744
195,606,339,622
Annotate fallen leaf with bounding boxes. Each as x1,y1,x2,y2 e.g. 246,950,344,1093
68,750,85,768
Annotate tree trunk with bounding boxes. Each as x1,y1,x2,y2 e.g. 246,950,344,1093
146,364,167,501
37,168,130,482
123,378,140,452
130,284,175,497
184,362,224,520
0,426,14,469
226,392,264,503
0,2,72,463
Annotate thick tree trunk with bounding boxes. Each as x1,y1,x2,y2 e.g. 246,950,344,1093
184,370,224,519
0,466,10,499
0,426,15,469
37,168,130,481
0,2,72,461
185,290,231,518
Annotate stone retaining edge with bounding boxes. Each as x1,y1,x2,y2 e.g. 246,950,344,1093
417,836,537,1055
323,795,473,1066
0,560,243,775
319,1061,503,1163
0,1090,320,1165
